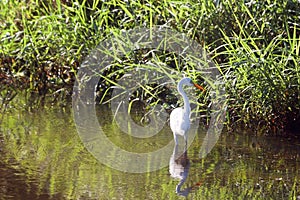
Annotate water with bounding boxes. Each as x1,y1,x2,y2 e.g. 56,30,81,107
0,97,299,199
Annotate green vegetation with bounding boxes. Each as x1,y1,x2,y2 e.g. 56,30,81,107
1,0,300,133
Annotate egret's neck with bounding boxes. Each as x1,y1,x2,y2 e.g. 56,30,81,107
177,82,190,114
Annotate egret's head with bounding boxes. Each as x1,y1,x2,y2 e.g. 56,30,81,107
179,77,205,91
180,77,193,86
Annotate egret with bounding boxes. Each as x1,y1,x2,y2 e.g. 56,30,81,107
170,77,204,145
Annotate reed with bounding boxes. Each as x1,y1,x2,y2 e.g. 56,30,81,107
1,0,300,133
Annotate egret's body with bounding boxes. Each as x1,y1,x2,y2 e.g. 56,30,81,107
170,78,204,145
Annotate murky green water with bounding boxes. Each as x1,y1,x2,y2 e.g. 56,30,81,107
0,95,299,200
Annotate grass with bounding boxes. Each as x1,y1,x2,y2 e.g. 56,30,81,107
1,0,300,133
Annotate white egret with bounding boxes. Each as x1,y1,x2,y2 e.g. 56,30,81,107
170,77,204,145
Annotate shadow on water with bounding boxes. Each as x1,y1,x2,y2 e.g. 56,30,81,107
0,93,299,199
0,157,63,200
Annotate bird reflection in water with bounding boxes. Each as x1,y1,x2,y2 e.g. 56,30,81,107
169,144,202,196
169,144,191,196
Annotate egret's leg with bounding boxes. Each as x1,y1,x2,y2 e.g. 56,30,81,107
184,134,187,147
173,133,178,145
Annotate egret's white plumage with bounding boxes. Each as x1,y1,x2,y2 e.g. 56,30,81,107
170,77,204,145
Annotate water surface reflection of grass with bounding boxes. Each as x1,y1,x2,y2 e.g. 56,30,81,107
0,98,299,199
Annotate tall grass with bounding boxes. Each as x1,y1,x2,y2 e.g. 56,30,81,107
1,0,300,133
212,1,300,133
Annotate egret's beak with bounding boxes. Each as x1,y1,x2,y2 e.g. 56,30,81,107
193,83,205,91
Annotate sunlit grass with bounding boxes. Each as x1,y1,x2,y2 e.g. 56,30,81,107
1,0,300,132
